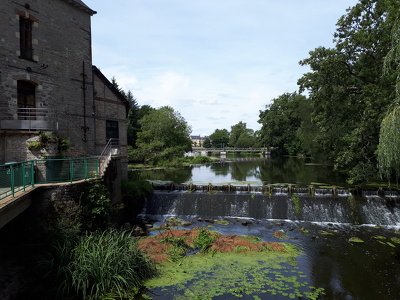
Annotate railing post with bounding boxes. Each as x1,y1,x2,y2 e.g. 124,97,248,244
84,159,88,179
96,158,99,177
22,163,25,191
10,164,15,197
31,161,35,187
70,160,74,182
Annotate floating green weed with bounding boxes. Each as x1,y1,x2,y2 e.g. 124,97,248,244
299,227,309,234
273,231,289,239
161,236,192,262
242,235,263,243
214,219,230,225
319,230,334,236
349,237,364,243
391,237,400,244
234,245,251,253
144,250,324,299
194,228,218,253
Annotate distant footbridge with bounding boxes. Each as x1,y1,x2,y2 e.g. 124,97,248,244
191,148,272,154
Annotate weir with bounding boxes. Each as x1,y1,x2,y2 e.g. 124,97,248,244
142,191,400,226
150,183,398,197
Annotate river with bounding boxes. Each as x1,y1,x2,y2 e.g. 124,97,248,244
131,155,400,300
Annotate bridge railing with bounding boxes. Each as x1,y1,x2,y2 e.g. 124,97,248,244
0,157,99,200
192,148,270,152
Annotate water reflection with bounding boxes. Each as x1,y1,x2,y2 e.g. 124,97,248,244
129,155,349,187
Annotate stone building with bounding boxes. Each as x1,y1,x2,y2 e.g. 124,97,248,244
190,135,206,147
0,0,128,174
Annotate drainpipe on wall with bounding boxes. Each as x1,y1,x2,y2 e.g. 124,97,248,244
81,60,88,148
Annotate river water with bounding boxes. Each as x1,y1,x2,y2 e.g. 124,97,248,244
132,156,400,300
130,155,350,187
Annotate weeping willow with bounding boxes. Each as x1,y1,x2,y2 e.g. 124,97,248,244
378,107,400,180
378,18,400,181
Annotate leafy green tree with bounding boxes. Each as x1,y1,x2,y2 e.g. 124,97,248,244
137,104,155,120
236,130,257,148
136,106,192,163
203,137,212,148
229,121,246,147
229,121,256,148
378,18,400,181
298,0,400,183
258,92,307,155
209,129,230,148
126,91,140,147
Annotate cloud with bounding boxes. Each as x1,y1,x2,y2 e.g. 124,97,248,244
85,0,359,135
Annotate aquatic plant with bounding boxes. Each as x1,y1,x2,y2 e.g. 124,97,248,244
214,219,230,225
299,227,309,234
273,231,289,239
143,247,324,299
291,193,301,215
348,237,364,243
234,245,251,253
194,228,218,253
161,236,193,262
391,237,400,244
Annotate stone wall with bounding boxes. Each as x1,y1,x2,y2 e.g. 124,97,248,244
93,69,128,177
0,0,97,162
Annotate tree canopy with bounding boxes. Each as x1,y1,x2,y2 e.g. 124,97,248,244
136,106,192,163
295,0,400,183
209,129,230,148
258,92,307,155
229,121,257,148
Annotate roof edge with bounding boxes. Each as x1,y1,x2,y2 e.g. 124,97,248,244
61,0,97,15
92,66,130,113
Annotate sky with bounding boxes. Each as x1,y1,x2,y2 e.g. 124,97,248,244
83,0,359,136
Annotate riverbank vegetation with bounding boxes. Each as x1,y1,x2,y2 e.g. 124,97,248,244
115,0,400,185
258,0,400,185
30,180,157,299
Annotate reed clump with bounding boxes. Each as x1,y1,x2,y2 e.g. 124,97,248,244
46,229,157,300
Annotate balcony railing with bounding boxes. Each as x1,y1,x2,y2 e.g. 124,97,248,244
0,108,56,131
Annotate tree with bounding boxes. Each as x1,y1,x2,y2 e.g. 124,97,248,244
258,92,307,155
209,129,229,148
126,91,140,147
136,106,192,163
297,0,400,183
203,137,211,148
378,18,400,181
229,121,256,148
235,130,257,148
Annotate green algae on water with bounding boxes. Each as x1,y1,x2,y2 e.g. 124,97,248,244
143,246,324,299
349,237,364,243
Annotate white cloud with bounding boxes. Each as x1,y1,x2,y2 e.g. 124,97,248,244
84,0,359,136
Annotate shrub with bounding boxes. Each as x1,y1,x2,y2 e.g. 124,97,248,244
192,156,212,164
57,137,70,152
27,141,43,151
49,229,158,299
81,180,116,231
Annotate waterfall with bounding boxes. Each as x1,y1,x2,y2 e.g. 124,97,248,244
141,191,400,226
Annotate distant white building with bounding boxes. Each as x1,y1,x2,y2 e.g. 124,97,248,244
190,135,206,147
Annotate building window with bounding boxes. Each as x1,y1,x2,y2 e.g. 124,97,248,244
17,80,36,119
19,17,33,60
106,120,119,143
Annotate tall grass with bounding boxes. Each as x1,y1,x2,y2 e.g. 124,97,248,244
49,229,157,299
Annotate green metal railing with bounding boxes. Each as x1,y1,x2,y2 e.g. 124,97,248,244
0,157,99,200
